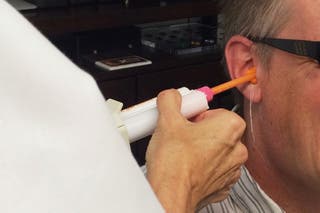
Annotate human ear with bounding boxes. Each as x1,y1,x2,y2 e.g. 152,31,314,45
225,35,262,103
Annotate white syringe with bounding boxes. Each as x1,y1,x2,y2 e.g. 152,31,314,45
108,68,256,143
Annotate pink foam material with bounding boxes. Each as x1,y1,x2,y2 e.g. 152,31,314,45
197,86,214,102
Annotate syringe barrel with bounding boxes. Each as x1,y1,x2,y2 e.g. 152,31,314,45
121,90,209,143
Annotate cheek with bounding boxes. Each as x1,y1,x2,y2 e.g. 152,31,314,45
300,76,320,143
259,70,315,155
285,72,320,172
259,57,320,180
296,69,320,118
257,76,292,151
304,76,320,108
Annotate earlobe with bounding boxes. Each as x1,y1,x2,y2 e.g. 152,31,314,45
241,78,261,103
225,35,262,103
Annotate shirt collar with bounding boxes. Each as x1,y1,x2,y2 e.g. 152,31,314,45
228,166,285,213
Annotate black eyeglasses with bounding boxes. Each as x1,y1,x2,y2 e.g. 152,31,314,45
249,37,320,63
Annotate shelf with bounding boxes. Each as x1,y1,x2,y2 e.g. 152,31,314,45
23,1,219,35
81,47,222,82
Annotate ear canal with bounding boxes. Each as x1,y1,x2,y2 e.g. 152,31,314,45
242,68,261,103
251,78,257,84
245,67,257,84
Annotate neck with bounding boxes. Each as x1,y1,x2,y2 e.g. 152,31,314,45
243,103,320,213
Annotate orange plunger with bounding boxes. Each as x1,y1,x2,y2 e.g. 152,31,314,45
212,67,257,95
197,67,257,101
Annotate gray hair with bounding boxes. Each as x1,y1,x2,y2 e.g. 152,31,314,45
220,0,291,67
218,0,291,113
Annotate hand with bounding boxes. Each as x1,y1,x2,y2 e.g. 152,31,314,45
146,89,248,213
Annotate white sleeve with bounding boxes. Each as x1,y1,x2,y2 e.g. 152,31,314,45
0,1,163,212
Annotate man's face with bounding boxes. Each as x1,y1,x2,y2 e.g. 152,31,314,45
256,0,320,189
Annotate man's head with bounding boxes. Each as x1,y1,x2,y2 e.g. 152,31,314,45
221,0,320,210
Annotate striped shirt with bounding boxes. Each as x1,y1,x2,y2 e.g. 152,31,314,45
198,167,285,213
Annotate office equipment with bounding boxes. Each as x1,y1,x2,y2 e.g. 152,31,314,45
95,55,152,71
141,23,217,55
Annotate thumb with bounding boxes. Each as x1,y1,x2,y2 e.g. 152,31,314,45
156,89,185,125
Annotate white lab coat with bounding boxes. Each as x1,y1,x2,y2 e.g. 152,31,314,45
0,1,163,212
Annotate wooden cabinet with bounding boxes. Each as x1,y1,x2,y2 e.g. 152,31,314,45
23,1,219,35
21,1,232,165
98,77,136,108
136,61,225,101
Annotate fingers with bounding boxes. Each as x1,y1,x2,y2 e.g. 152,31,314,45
213,142,248,182
197,109,246,147
195,109,245,131
191,109,224,122
232,142,248,166
221,142,248,173
196,168,242,208
199,141,247,201
149,91,248,211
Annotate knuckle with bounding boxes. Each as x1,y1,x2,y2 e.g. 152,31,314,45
226,115,246,146
233,169,242,181
236,143,248,163
215,108,229,114
217,189,231,201
212,109,246,133
227,171,241,187
228,114,246,132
